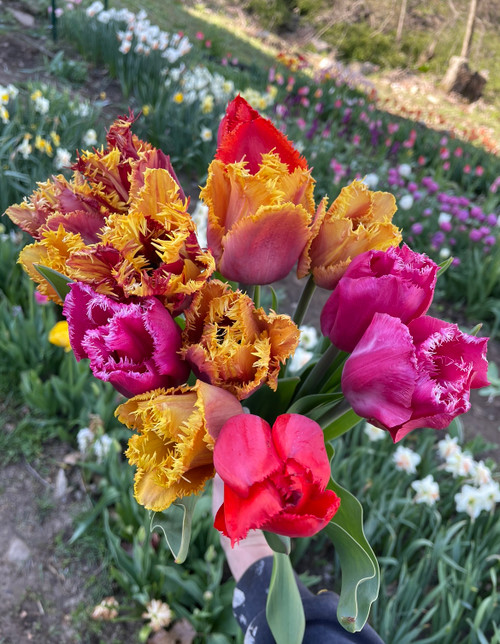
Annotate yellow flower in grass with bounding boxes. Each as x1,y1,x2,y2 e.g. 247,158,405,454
48,320,71,352
181,280,300,400
173,92,184,104
116,381,243,512
0,106,9,124
297,179,402,289
50,130,61,147
30,89,42,101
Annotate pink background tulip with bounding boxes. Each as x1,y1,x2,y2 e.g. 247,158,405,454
63,283,189,397
321,245,439,352
341,313,489,442
213,413,340,545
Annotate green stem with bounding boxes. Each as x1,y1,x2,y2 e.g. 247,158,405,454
253,284,261,309
238,283,255,300
294,343,339,399
292,275,316,327
322,405,362,442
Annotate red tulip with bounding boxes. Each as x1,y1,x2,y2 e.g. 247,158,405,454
213,413,340,545
341,313,489,442
321,245,439,352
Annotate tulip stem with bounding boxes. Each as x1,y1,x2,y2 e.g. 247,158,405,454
293,275,316,328
294,343,339,399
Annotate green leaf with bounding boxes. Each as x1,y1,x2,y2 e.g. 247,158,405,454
266,553,305,644
69,487,121,544
245,376,299,423
150,495,198,563
324,479,379,633
286,392,343,416
322,408,362,441
34,265,72,301
264,531,291,554
437,255,454,276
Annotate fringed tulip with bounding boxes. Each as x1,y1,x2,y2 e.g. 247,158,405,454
201,96,315,285
116,381,243,511
181,280,300,400
321,245,439,352
63,283,189,398
298,179,402,289
213,413,340,545
341,313,489,442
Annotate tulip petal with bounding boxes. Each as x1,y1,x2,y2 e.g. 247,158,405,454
214,414,282,497
219,205,311,284
264,489,341,537
342,313,416,428
271,414,331,487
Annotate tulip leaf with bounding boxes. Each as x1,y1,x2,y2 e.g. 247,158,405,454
263,531,291,554
34,264,72,301
150,496,198,564
286,392,343,416
266,553,305,644
325,478,379,633
245,376,299,423
322,407,362,442
437,255,454,276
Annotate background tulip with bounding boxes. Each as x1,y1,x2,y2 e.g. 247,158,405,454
213,413,340,545
341,313,489,442
64,282,189,398
321,245,439,352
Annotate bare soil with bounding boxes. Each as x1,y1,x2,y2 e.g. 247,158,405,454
0,2,499,643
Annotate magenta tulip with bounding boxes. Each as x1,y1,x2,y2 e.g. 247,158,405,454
321,245,439,352
341,313,489,442
63,283,189,397
213,413,340,545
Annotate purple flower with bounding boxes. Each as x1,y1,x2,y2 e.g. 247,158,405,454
320,245,438,353
341,313,489,442
63,283,189,397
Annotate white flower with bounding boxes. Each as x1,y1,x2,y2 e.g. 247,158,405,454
298,325,318,350
393,445,421,473
439,247,451,259
17,137,32,159
86,1,104,17
54,147,72,169
444,450,476,478
142,599,172,631
475,481,500,512
92,596,119,621
362,173,379,189
411,474,440,506
472,460,493,486
363,423,386,442
0,105,9,124
436,434,460,460
288,346,314,373
438,212,452,226
93,435,113,462
399,194,414,210
7,84,18,100
83,128,98,147
77,427,94,453
455,484,485,519
200,126,213,142
398,163,412,178
34,96,50,115
73,102,91,117
190,200,208,248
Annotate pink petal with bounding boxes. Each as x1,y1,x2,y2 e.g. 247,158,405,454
342,313,417,428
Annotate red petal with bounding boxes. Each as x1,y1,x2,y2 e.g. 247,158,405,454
216,96,307,174
213,414,282,497
265,489,340,538
272,414,331,487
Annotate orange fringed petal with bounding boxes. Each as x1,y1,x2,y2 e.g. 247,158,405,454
181,280,300,400
298,180,401,289
115,382,243,511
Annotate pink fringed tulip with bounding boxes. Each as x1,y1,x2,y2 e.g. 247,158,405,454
63,283,189,397
321,245,439,352
200,96,315,285
341,313,489,442
213,413,340,545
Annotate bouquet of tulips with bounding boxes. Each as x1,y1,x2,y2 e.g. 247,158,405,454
5,96,489,642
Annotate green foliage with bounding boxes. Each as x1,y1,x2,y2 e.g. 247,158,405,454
325,23,406,68
247,0,295,31
46,50,88,85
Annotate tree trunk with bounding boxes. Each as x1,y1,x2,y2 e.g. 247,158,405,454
460,0,479,58
396,0,408,44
